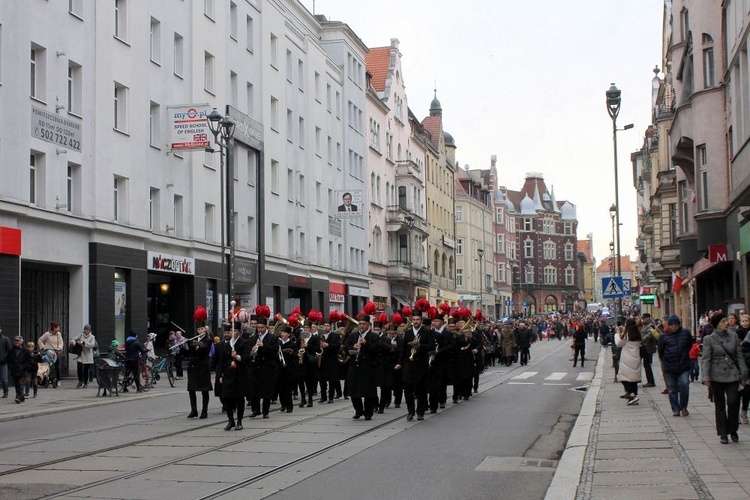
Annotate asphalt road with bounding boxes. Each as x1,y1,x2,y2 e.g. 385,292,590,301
0,337,598,500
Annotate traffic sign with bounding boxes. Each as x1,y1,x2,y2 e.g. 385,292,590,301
622,278,631,295
602,276,626,299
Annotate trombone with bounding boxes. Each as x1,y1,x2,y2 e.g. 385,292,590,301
459,317,476,350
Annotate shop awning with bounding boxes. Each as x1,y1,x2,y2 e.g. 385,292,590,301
393,295,411,308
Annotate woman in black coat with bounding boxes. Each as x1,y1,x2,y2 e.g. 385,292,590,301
185,326,213,419
221,323,252,430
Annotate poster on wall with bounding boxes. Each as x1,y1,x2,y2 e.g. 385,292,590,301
167,104,212,152
206,290,214,323
115,282,127,319
335,190,363,217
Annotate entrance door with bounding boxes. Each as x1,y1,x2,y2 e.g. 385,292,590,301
21,266,70,370
147,274,189,347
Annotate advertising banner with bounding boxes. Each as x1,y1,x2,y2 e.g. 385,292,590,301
168,104,212,151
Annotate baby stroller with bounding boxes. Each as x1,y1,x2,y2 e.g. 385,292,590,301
37,349,58,388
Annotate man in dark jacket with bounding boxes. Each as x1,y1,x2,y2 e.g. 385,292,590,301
573,325,587,367
124,331,148,393
657,314,693,416
514,322,533,366
0,327,12,398
8,336,30,403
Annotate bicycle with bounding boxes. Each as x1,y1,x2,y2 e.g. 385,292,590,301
142,355,175,389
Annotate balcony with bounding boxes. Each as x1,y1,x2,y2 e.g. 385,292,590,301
395,160,422,183
386,205,428,234
387,260,430,285
433,275,455,291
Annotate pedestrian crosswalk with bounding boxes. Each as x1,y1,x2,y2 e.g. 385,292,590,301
505,371,594,386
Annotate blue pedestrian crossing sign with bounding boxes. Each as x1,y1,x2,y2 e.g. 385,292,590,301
602,277,626,299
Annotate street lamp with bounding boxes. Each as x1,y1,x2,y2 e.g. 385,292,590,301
206,107,236,313
477,247,485,317
606,84,633,320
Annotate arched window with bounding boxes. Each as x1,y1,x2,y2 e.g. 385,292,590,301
434,249,439,274
441,253,447,277
372,226,382,262
398,186,407,209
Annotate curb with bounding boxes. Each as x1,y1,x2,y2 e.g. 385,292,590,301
544,346,606,500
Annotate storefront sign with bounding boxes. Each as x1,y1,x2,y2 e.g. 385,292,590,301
329,293,345,303
372,296,388,311
0,226,21,256
31,105,82,152
288,275,311,288
227,106,263,149
442,235,455,249
348,285,369,297
147,251,195,275
234,258,257,284
708,244,728,263
167,104,212,151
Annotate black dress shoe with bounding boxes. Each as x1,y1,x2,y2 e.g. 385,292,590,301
235,423,243,430
394,404,400,408
199,412,207,419
327,399,333,404
406,414,414,421
319,398,327,403
286,408,293,413
224,421,236,431
187,411,198,419
731,432,739,443
430,410,437,414
299,401,306,408
262,414,269,419
364,416,372,421
306,402,313,407
352,413,363,419
439,404,445,409
417,415,424,420
249,411,259,418
377,408,384,414
721,435,729,444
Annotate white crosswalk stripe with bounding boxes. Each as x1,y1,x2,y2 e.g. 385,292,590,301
544,372,566,381
511,371,538,380
507,370,594,385
576,372,594,381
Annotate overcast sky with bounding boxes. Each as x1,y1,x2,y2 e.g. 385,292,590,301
302,0,664,267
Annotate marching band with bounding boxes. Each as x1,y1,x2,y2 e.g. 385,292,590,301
190,300,491,430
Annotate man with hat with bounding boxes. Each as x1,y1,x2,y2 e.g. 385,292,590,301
398,309,435,421
318,318,341,404
379,322,403,411
185,307,213,419
657,314,693,417
428,307,453,412
639,313,658,387
7,335,29,403
211,323,235,413
345,313,386,420
0,326,12,398
247,315,280,418
220,321,251,430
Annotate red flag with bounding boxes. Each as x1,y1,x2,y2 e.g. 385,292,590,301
672,271,683,294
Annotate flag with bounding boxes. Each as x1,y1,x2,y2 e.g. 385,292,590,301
672,271,683,294
656,295,661,308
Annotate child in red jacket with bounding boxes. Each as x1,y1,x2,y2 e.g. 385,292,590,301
689,339,701,382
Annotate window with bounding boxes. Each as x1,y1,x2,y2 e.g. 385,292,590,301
543,219,554,234
508,217,516,233
246,15,254,52
229,2,238,40
270,34,278,68
398,186,406,209
669,203,678,244
456,205,463,222
678,180,690,234
173,194,184,236
315,127,321,155
114,0,128,41
524,239,534,258
30,44,46,100
246,82,254,117
456,269,464,287
67,162,80,213
149,101,160,147
286,50,293,81
67,60,82,115
564,242,574,261
370,119,380,150
69,0,83,17
114,175,127,222
299,174,306,205
697,144,708,211
113,82,128,132
680,7,689,42
173,33,184,77
149,187,160,230
565,267,575,286
314,72,321,101
29,153,40,204
230,71,238,107
298,59,304,91
523,218,533,231
703,47,714,88
204,52,215,94
287,168,294,202
543,241,555,259
496,206,504,224
508,241,517,260
204,0,214,19
544,267,557,285
497,262,506,283
524,265,534,284
270,159,279,193
150,17,161,63
563,222,573,235
298,117,305,148
270,97,278,130
496,234,505,254
456,238,463,255
386,133,393,160
246,149,257,186
204,203,215,242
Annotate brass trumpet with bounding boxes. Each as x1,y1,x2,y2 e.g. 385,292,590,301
409,332,421,361
294,313,307,329
298,331,309,364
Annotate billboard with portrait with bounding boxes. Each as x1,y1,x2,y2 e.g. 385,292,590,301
336,190,363,217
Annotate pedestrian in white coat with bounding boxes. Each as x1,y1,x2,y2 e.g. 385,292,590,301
616,318,643,406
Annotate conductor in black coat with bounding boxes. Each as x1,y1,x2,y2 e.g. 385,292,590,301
398,312,435,421
185,325,213,419
221,322,252,430
346,315,387,420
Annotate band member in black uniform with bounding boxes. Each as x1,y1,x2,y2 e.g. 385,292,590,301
452,317,475,402
277,325,298,413
211,324,234,412
221,321,251,430
243,314,258,340
247,312,279,418
428,306,454,412
472,316,486,394
186,307,213,419
379,320,403,412
346,310,386,420
398,309,435,421
337,320,351,399
318,319,341,403
299,323,320,407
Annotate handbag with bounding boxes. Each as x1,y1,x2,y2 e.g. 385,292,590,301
70,337,83,356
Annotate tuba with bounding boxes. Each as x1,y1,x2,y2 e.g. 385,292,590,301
409,330,421,361
272,314,289,336
459,317,476,350
295,313,307,329
343,314,359,334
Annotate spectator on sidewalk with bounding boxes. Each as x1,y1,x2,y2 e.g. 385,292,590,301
738,314,750,424
689,339,701,383
70,325,96,388
572,325,586,368
0,326,12,398
124,331,148,393
703,313,748,444
616,318,642,406
38,322,64,388
658,314,693,417
7,336,29,403
24,342,40,398
640,313,658,387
